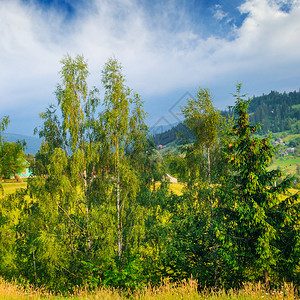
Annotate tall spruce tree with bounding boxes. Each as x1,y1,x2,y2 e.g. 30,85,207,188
216,84,300,286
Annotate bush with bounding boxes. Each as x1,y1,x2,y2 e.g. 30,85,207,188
14,174,23,183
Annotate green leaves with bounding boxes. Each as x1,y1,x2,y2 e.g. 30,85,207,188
182,88,222,150
0,140,26,178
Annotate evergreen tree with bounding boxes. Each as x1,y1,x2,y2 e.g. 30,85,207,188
216,84,300,286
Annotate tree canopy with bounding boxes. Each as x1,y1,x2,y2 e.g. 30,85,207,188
0,59,299,294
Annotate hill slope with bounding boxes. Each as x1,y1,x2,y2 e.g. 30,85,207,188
153,89,300,146
4,133,41,155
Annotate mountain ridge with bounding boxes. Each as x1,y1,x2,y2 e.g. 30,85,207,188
4,133,42,155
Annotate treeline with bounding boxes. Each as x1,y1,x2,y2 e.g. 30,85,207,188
152,122,193,146
0,57,299,293
250,90,300,133
153,89,300,146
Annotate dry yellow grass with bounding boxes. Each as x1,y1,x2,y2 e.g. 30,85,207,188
169,183,184,196
0,277,298,300
0,277,53,300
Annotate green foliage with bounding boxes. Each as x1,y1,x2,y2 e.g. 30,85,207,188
216,84,300,286
5,55,150,291
0,128,26,180
0,116,9,179
249,90,300,133
180,88,228,189
0,116,9,146
182,88,221,150
1,59,300,295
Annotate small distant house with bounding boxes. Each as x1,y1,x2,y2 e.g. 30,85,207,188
10,160,33,179
279,151,288,157
287,148,295,153
166,173,177,183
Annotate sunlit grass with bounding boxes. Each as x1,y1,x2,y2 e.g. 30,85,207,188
153,182,184,196
0,181,27,197
0,277,298,299
270,155,299,175
169,182,184,196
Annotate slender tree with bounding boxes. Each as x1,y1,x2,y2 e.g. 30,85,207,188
28,55,101,287
100,58,148,262
0,141,26,180
182,88,223,285
0,116,9,181
182,88,222,185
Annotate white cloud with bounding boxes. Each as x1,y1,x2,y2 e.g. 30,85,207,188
213,4,229,21
1,0,300,134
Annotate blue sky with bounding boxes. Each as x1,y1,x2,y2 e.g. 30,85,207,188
1,0,300,136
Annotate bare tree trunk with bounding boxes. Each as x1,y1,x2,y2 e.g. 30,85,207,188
117,170,122,260
33,250,37,284
68,220,75,259
207,147,211,184
83,170,91,254
264,270,269,291
208,146,217,287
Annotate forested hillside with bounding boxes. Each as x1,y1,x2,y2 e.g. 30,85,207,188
153,89,300,146
0,57,299,295
249,90,300,133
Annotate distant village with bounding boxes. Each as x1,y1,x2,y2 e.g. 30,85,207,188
273,138,295,157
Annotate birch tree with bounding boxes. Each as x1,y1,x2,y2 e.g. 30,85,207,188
182,88,223,286
101,58,147,262
28,55,101,286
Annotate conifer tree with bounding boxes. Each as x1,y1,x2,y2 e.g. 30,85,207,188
216,84,300,286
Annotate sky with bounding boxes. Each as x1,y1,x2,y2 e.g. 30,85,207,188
1,0,300,136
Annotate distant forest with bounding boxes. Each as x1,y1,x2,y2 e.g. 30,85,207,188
153,89,300,146
249,90,300,133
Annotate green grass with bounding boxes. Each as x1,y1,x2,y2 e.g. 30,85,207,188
0,182,27,197
270,155,299,175
282,133,300,143
170,182,184,195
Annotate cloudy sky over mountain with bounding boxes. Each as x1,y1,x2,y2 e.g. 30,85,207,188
1,0,300,135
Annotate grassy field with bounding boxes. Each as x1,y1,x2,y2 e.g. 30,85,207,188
0,277,298,299
168,182,184,196
0,181,27,197
270,155,299,175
